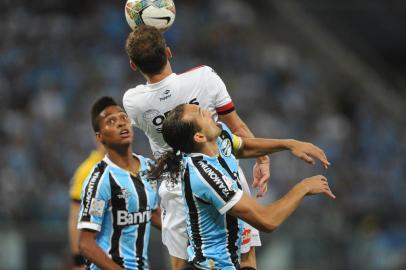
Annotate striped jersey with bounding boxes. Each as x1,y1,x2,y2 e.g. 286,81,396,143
182,122,244,270
78,154,158,270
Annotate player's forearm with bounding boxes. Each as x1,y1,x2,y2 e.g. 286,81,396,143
238,138,294,158
219,112,268,163
261,183,307,231
230,122,255,139
79,235,123,270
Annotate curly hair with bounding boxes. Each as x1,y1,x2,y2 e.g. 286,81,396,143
125,25,168,75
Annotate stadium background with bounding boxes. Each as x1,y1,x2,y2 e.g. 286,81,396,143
1,0,405,269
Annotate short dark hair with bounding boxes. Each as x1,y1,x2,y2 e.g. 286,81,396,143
91,96,118,132
125,25,168,75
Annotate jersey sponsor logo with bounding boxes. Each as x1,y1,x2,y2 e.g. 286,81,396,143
242,228,252,245
83,171,100,216
143,109,161,121
198,160,230,197
159,89,172,101
144,98,200,133
220,138,232,157
117,207,152,226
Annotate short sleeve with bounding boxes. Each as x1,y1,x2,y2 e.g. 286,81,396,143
204,67,235,115
123,88,142,128
190,158,242,214
78,165,110,232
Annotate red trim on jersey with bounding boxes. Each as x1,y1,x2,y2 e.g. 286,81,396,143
179,65,205,74
216,101,235,114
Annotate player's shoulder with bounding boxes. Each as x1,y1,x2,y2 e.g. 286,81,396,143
178,65,215,78
134,154,153,171
81,159,110,192
123,85,148,106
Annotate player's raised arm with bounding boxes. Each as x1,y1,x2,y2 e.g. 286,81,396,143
236,137,330,169
229,175,335,233
218,111,271,197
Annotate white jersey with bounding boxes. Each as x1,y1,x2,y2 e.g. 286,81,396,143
123,66,235,158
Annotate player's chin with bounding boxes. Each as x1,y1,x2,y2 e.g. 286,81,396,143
117,134,133,144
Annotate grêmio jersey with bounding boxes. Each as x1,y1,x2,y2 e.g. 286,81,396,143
182,122,244,270
78,154,158,270
123,65,235,158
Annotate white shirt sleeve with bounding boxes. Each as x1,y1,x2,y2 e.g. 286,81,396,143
204,66,233,109
123,88,141,128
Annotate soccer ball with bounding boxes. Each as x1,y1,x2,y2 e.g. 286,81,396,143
125,0,176,31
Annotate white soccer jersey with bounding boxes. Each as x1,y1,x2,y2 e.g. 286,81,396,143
123,66,235,158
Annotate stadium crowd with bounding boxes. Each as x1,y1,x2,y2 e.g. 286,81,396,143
0,0,405,269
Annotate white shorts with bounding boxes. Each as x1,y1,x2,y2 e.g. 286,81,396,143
237,167,262,254
159,166,261,260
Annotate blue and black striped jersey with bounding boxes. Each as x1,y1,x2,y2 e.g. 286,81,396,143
78,154,158,270
182,122,244,270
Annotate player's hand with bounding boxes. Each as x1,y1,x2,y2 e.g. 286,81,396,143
252,155,270,197
299,175,336,199
289,140,330,169
72,266,86,270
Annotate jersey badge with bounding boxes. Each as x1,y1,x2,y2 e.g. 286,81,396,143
220,138,232,157
89,198,105,217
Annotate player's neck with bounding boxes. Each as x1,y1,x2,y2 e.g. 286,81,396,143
144,62,173,84
200,140,220,157
107,145,139,174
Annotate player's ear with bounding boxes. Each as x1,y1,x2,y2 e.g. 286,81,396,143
193,132,206,144
129,60,137,71
95,132,105,145
166,47,172,59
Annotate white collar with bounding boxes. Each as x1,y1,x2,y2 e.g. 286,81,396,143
103,153,141,170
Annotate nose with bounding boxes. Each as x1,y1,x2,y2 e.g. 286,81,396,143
117,118,128,127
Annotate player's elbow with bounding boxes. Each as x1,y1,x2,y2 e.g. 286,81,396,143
261,220,278,233
78,235,91,256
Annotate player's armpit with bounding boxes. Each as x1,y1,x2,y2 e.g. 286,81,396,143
228,194,275,233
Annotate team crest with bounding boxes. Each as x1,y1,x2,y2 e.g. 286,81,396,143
220,138,232,157
117,188,132,209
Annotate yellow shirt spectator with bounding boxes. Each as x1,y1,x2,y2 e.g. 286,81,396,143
69,150,104,201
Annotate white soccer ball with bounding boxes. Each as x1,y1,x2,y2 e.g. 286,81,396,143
125,0,176,32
